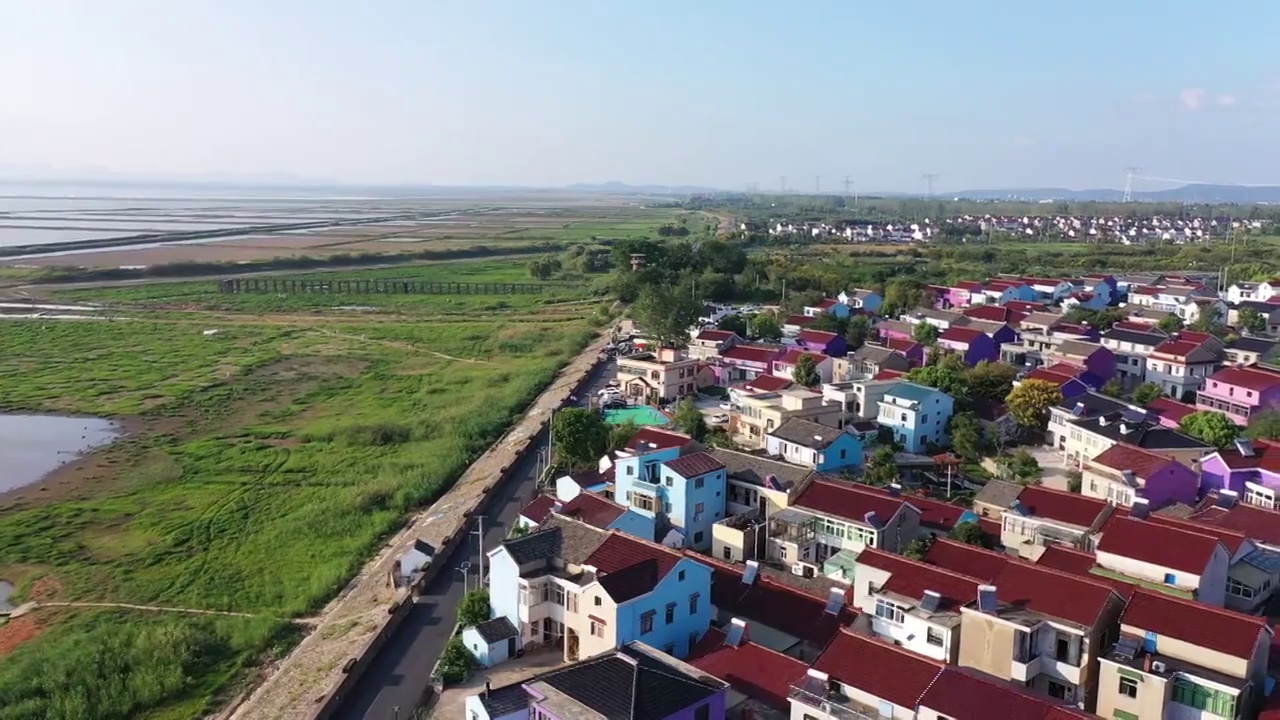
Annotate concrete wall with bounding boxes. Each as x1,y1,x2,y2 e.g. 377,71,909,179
957,610,1015,679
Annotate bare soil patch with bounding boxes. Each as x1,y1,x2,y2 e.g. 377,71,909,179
0,615,42,658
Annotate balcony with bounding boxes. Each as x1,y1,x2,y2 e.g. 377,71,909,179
769,507,816,544
1010,653,1045,682
789,675,876,720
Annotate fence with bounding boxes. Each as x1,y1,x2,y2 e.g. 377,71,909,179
217,278,585,295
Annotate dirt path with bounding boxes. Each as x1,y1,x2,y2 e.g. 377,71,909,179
24,601,315,624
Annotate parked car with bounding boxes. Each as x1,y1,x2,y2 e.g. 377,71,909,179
719,402,733,410
606,379,620,388
603,400,628,410
710,413,730,424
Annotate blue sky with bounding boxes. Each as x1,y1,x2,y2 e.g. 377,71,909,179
2,0,1278,191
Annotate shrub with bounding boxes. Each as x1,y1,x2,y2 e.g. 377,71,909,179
437,636,475,685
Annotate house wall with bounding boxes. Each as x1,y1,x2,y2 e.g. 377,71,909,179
957,611,1017,680
611,557,713,658
877,391,953,453
573,583,619,659
816,433,864,472
465,694,530,720
667,466,727,551
462,627,511,668
607,510,657,542
764,435,819,467
1120,622,1252,678
1196,457,1274,496
614,449,680,519
488,547,522,633
1094,659,1172,720
1093,551,1204,597
661,689,727,720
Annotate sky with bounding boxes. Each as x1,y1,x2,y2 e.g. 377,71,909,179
2,0,1278,192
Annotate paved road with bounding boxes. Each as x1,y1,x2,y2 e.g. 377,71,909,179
333,360,615,720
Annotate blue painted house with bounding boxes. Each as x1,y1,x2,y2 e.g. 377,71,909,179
765,417,864,471
614,440,727,551
875,381,955,453
839,288,883,314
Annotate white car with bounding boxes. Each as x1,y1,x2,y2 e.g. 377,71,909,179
710,413,730,424
719,402,733,410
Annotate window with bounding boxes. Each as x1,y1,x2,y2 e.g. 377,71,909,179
921,413,929,423
694,476,705,489
590,621,604,638
694,531,704,544
1118,675,1138,699
689,632,700,653
1172,679,1236,717
780,546,789,560
1227,577,1258,599
722,545,733,560
594,596,602,607
665,603,676,625
664,642,675,655
695,502,705,514
678,569,685,581
640,611,655,634
926,627,944,647
689,593,701,614
665,477,673,488
875,599,904,624
626,465,634,476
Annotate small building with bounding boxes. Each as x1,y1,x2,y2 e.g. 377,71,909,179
1081,442,1198,509
461,616,520,668
795,329,848,358
764,418,863,472
769,348,833,386
875,382,955,454
616,347,701,404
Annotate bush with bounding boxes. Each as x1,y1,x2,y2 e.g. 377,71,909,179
438,636,475,685
458,590,491,627
1066,469,1083,494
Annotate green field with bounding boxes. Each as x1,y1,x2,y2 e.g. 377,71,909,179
0,263,604,718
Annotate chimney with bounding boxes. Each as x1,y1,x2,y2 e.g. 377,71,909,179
1143,654,1154,673
1131,497,1150,519
976,585,998,614
888,483,902,497
485,680,492,697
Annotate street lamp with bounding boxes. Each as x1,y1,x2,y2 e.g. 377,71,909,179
457,562,471,593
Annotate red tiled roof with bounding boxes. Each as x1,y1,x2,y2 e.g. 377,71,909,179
962,304,1028,325
924,539,1010,580
1140,510,1249,555
873,369,906,381
776,348,827,367
1020,277,1065,288
903,493,968,531
798,329,839,345
794,478,912,526
519,494,557,524
694,329,738,343
1188,496,1280,546
1043,362,1085,377
1121,588,1267,659
783,314,816,327
817,298,841,309
857,548,981,612
940,326,985,344
978,516,1002,538
743,374,791,393
1005,300,1047,313
1034,544,1098,576
811,630,944,708
956,280,985,291
1096,515,1224,574
1208,365,1280,392
988,561,1119,628
918,666,1096,720
1024,368,1078,387
1013,486,1109,528
1202,438,1280,472
884,337,920,354
1131,285,1161,296
1151,339,1204,360
688,627,808,712
664,451,725,478
1145,396,1196,425
698,557,855,647
984,279,1021,291
1112,320,1160,332
1087,442,1180,478
1051,323,1095,337
586,532,684,603
721,344,783,364
1178,330,1218,344
558,491,627,530
626,427,689,454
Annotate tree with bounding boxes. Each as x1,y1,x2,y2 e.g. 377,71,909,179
949,521,991,548
903,536,935,560
997,449,1041,484
808,313,849,334
913,322,939,345
552,408,610,468
1100,378,1125,398
458,590,491,627
1189,313,1226,336
965,361,1017,403
438,636,475,684
792,353,821,387
528,257,561,280
1179,410,1240,448
1239,307,1268,335
749,312,782,341
908,353,970,405
1133,382,1163,406
884,279,924,313
1006,379,1063,430
948,412,985,461
1157,315,1184,334
607,419,641,451
846,315,872,352
716,314,748,336
862,447,899,487
670,397,708,441
508,523,531,539
1246,410,1280,441
633,285,700,348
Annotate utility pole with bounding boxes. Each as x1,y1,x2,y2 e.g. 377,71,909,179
921,174,938,198
472,515,486,585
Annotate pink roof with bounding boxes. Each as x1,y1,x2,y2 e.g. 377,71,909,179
783,314,815,327
1088,443,1181,478
1122,589,1266,659
721,344,782,364
1208,365,1280,392
1145,396,1196,425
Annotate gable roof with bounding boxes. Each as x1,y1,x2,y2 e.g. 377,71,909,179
852,343,897,364
797,329,839,345
1034,544,1100,576
962,304,1028,325
473,616,519,644
626,427,692,454
1121,589,1268,659
533,644,725,720
972,479,1024,512
519,494,558,525
586,532,686,603
1152,337,1219,363
1096,514,1225,574
504,519,610,566
742,374,791,393
694,329,738,343
1055,339,1104,358
1025,367,1083,387
1010,486,1109,529
984,561,1120,628
707,448,809,490
776,348,828,367
918,666,1096,720
793,478,914,526
940,326,986,344
857,547,981,613
721,344,783,364
663,451,725,479
768,417,851,450
1187,494,1280,547
559,491,629,530
1087,443,1182,479
699,557,855,647
1145,396,1197,425
783,314,816,328
688,628,807,712
1208,365,1280,392
811,630,944,709
924,538,1011,581
1202,438,1280,472
1103,326,1166,346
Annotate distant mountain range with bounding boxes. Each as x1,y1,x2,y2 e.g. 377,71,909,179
940,184,1280,204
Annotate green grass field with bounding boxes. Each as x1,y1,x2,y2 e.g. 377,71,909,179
0,268,604,718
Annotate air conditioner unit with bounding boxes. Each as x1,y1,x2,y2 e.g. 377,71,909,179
791,561,818,578
1152,661,1167,673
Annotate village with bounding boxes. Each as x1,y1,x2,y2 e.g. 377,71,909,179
452,267,1280,720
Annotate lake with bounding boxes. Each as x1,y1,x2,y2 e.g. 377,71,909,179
0,414,123,493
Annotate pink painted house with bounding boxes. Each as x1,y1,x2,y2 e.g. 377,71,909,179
1196,365,1280,425
718,344,785,383
934,280,984,309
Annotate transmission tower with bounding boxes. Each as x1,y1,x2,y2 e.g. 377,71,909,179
814,175,821,194
922,174,939,197
843,176,853,195
1123,167,1141,203
779,176,787,193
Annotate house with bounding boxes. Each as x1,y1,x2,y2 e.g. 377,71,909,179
516,494,560,531
792,629,945,720
1227,280,1280,304
851,547,981,661
764,418,863,472
1225,335,1280,366
696,556,855,659
962,303,1030,327
617,348,702,403
1199,437,1280,502
734,388,840,450
465,642,728,720
1080,443,1199,509
688,329,741,361
838,288,883,313
462,617,521,668
1042,340,1115,388
1178,296,1228,326
1127,283,1217,313
1078,273,1118,305
557,490,656,540
727,373,792,406
1093,506,1231,605
883,337,928,365
937,326,999,365
1047,392,1211,467
876,382,955,454
1046,392,1139,457
987,484,1113,557
935,280,984,309
795,329,847,358
781,314,816,335
961,317,1020,348
717,344,784,383
980,278,1038,305
1100,323,1167,386
822,373,902,423
1228,301,1280,337
1017,276,1075,303
687,623,809,715
1020,364,1091,401
771,476,923,571
1196,364,1280,425
1145,331,1224,401
838,343,912,378
711,448,807,520
803,297,850,318
1144,396,1197,429
915,665,1098,720
1178,492,1280,611
1020,311,1067,334
905,307,969,331
875,318,918,343
769,348,833,386
1095,590,1271,720
614,448,727,551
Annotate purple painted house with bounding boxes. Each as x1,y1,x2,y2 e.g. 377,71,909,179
1196,365,1280,426
937,326,998,365
1199,438,1280,497
1023,365,1091,400
1085,442,1199,508
1047,340,1116,389
796,329,849,358
467,643,728,720
874,319,916,343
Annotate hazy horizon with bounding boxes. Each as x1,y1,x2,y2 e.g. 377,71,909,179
4,1,1279,193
